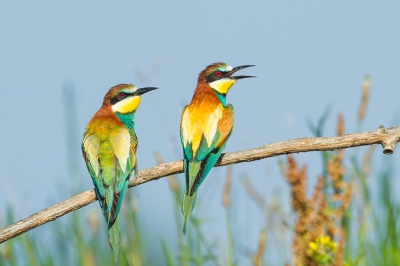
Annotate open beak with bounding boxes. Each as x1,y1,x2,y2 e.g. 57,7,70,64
228,65,256,80
137,87,158,95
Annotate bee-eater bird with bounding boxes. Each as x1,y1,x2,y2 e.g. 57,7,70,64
180,62,255,233
82,84,158,260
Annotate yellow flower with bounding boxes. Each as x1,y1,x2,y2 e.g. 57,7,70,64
309,235,338,265
309,241,318,252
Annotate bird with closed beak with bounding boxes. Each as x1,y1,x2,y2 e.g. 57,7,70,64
82,84,158,260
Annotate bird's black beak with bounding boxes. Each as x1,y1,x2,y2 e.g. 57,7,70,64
228,65,256,80
137,87,158,95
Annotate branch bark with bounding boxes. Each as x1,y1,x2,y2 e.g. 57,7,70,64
1,125,399,243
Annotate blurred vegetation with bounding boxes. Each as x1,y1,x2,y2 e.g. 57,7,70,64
1,77,400,266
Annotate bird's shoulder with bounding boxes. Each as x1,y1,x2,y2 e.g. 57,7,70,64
219,104,234,127
84,108,124,138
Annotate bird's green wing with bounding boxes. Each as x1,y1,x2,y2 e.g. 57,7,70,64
108,129,137,223
82,133,107,218
183,104,234,196
82,129,137,224
111,129,138,222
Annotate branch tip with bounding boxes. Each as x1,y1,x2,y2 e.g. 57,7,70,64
382,137,398,155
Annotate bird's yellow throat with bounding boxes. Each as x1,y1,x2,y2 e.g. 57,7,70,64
209,79,237,94
112,96,141,114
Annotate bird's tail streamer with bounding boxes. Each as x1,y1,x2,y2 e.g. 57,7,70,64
182,188,197,234
108,215,121,261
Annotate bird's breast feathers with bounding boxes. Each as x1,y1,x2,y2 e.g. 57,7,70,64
181,103,233,155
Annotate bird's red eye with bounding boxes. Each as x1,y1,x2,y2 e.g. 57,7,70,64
118,92,126,98
215,71,222,77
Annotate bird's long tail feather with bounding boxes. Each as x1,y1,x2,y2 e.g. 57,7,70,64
182,161,202,233
108,215,121,261
182,188,197,234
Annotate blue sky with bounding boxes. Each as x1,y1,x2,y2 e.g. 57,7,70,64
1,1,400,263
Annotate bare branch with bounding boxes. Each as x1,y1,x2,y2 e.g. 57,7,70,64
1,125,399,243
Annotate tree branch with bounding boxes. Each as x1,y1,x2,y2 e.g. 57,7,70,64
1,125,399,243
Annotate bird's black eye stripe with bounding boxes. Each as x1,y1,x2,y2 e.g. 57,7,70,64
205,70,228,83
110,92,134,105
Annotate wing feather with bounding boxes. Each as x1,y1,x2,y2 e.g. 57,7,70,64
82,128,138,224
181,104,234,196
82,134,100,177
111,128,131,173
